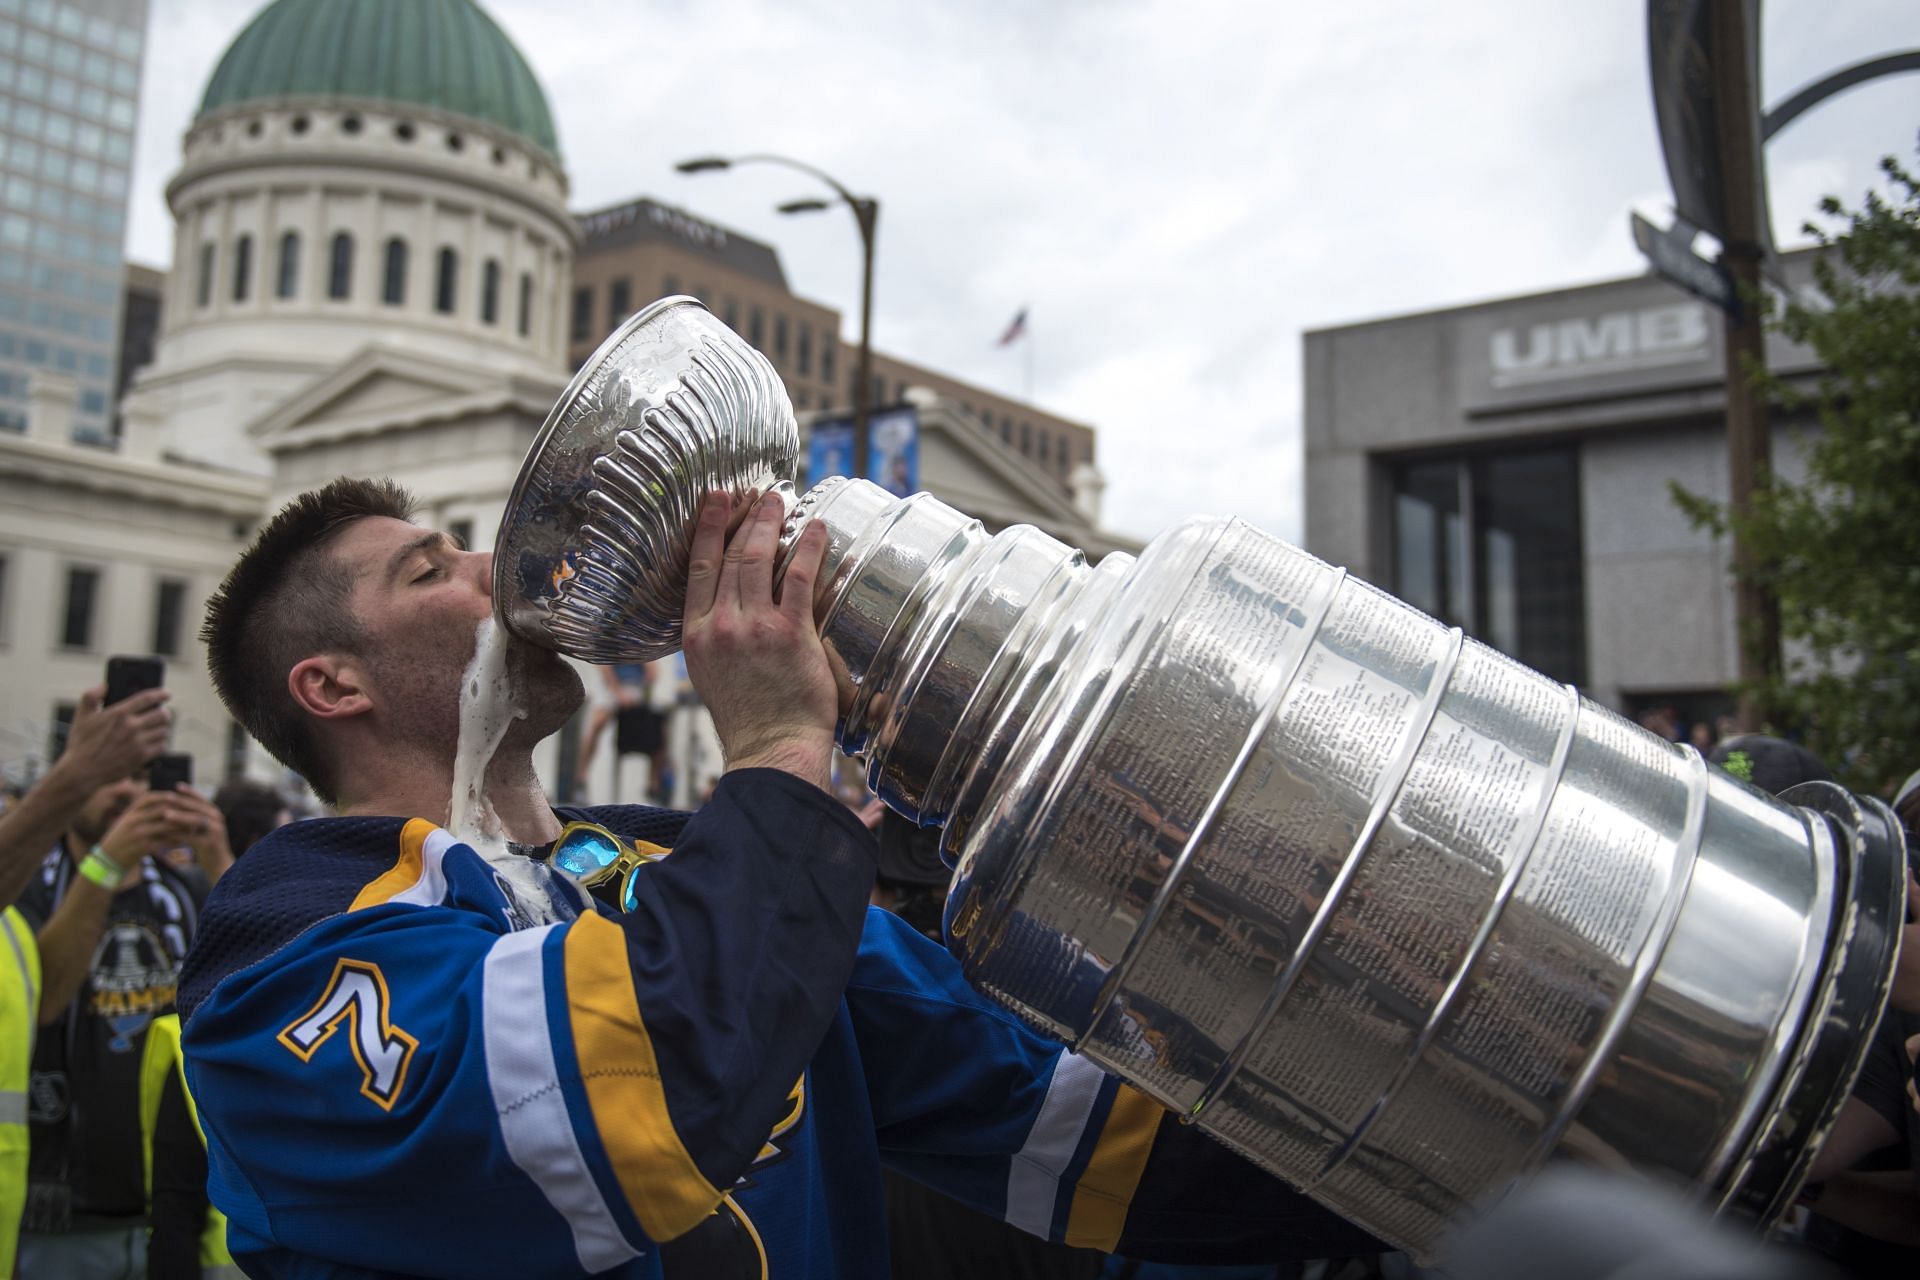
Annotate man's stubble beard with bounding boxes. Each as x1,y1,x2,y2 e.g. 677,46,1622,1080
369,627,583,769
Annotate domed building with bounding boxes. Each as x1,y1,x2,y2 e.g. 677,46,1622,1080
0,0,581,791
122,0,576,513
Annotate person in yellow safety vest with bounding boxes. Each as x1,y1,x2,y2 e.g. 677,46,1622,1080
1,904,41,1279
139,1014,238,1279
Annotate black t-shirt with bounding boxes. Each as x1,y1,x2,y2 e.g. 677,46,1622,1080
16,843,205,1227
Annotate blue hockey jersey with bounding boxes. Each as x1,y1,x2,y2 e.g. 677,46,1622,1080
177,769,1375,1278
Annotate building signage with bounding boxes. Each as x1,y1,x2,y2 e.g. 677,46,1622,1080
1488,301,1711,388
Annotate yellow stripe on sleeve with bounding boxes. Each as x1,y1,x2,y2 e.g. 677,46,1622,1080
349,819,434,911
562,912,722,1242
1063,1084,1164,1251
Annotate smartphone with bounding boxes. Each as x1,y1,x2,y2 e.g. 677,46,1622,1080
148,753,193,793
105,655,164,706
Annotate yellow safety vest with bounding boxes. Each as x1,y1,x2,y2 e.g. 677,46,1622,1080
1,905,40,1279
139,1012,237,1274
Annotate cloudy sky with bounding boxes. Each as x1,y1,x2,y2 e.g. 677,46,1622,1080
128,1,1920,545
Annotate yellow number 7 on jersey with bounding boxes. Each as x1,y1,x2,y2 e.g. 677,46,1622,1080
277,958,420,1111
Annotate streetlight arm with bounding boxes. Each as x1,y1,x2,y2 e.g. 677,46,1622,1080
674,149,880,480
724,153,867,210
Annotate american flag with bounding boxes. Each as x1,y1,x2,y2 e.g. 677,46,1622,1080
996,308,1028,346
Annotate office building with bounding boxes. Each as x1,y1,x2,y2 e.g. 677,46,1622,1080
0,0,146,442
572,197,1099,490
1303,253,1822,724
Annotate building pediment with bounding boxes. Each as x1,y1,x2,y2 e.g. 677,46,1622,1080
250,344,563,451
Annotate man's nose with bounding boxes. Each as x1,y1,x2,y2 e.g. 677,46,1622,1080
470,549,495,597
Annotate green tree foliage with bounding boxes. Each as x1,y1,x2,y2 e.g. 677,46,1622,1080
1674,152,1920,795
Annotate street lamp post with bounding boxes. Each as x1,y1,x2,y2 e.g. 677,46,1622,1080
677,154,879,481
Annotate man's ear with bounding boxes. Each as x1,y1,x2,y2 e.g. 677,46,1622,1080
288,653,374,722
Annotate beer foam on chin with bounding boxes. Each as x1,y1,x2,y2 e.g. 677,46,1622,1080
451,617,557,923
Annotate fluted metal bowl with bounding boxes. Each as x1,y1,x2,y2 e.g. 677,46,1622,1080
493,296,798,662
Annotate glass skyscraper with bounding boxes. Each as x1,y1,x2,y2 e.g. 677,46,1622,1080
0,0,145,443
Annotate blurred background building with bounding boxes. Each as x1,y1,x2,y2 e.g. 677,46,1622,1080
1303,252,1823,735
0,0,146,444
0,0,1124,801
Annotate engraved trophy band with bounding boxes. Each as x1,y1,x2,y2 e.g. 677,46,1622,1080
495,297,1907,1262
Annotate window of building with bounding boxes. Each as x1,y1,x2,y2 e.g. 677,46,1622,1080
276,230,299,298
821,341,834,387
225,720,249,781
797,326,812,376
434,247,457,314
1019,422,1031,453
571,286,592,341
774,315,788,361
0,550,9,644
382,237,407,304
60,563,97,648
1391,447,1586,685
152,576,187,657
231,232,251,301
748,306,763,348
518,272,533,337
447,518,474,550
661,274,679,296
607,277,629,327
481,258,500,325
196,241,213,307
327,232,352,299
722,298,738,330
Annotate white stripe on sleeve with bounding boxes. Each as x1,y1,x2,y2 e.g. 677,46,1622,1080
388,828,455,907
481,923,641,1272
1004,1049,1106,1239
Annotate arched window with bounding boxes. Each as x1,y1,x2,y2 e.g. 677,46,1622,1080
195,242,214,308
517,271,533,337
434,247,457,315
328,232,353,299
382,237,407,305
231,234,252,302
276,231,300,298
481,258,500,325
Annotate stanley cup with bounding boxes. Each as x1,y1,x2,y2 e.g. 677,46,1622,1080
495,297,1907,1261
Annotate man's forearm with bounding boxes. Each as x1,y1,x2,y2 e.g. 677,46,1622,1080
0,765,92,906
35,878,114,1023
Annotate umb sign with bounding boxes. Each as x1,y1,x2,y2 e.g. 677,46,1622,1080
1631,211,1740,317
1489,301,1712,388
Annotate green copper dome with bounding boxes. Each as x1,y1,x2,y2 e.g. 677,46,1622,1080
198,0,559,158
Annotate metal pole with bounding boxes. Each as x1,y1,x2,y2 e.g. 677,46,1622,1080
853,198,877,483
1711,0,1781,728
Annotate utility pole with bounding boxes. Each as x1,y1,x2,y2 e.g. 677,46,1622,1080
1709,0,1781,728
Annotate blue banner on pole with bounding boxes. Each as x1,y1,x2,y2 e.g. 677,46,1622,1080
806,407,919,496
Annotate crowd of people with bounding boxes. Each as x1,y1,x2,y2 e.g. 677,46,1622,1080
0,476,1912,1279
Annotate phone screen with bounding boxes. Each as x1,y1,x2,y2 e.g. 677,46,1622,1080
105,655,164,706
147,753,193,792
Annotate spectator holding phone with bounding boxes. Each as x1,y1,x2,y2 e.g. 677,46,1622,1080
4,679,230,1278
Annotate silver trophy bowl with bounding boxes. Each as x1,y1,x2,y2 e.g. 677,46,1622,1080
496,297,1907,1262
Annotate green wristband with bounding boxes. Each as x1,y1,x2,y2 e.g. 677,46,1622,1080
78,845,127,891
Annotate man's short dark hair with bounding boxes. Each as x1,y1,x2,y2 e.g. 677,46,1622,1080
202,478,416,805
